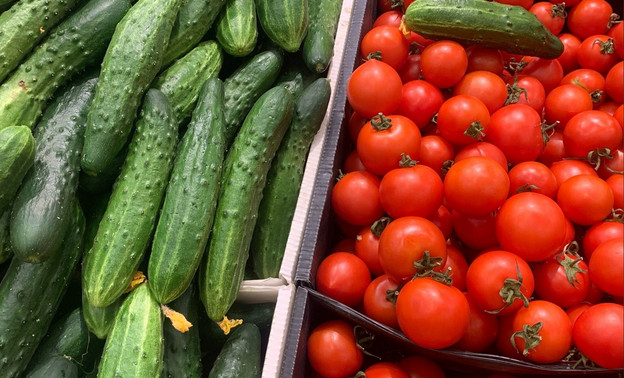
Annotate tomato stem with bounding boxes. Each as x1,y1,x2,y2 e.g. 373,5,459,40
353,325,381,360
412,251,453,285
371,113,392,131
586,148,613,171
540,121,559,145
399,153,417,168
555,244,588,287
371,216,392,237
463,121,485,139
504,76,529,106
592,37,615,54
510,322,543,356
564,346,597,369
367,51,383,61
390,0,404,9
516,184,541,194
590,89,604,103
608,13,621,29
385,287,400,305
486,262,530,314
551,3,566,18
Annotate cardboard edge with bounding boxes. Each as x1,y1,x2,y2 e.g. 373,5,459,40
260,284,297,378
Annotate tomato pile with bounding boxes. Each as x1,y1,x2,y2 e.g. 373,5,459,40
309,0,624,375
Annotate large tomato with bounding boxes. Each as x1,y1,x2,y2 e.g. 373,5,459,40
573,303,624,368
454,142,509,172
606,174,624,210
307,320,363,378
420,40,468,88
529,2,566,35
544,84,593,128
315,252,371,307
507,161,558,199
347,59,402,118
532,252,591,308
605,61,624,104
576,34,619,74
556,174,614,226
589,238,624,298
557,33,582,73
436,95,490,146
566,0,614,40
379,164,444,219
465,46,504,74
331,171,384,226
560,68,606,105
453,71,508,113
361,25,410,70
549,159,598,187
505,75,546,113
396,80,445,129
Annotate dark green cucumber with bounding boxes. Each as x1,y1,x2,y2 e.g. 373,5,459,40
161,0,227,68
0,0,81,84
255,0,308,53
0,0,131,131
24,356,79,378
0,0,17,13
79,189,112,253
0,201,85,378
81,0,183,176
149,78,226,305
98,283,163,378
208,323,261,378
0,208,11,264
0,125,34,213
404,0,564,59
10,75,98,263
275,53,321,100
223,49,283,147
215,0,257,57
161,284,201,378
302,0,342,73
251,78,331,278
82,88,178,308
82,289,120,339
78,146,128,194
154,41,224,125
199,85,294,323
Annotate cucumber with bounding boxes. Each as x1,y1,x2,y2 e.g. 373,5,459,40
82,289,120,339
223,49,283,147
81,0,183,176
215,0,258,57
302,0,342,73
0,0,17,13
82,89,178,308
0,0,131,131
275,53,320,99
24,356,79,378
208,323,262,378
0,0,81,84
0,208,11,264
153,41,224,125
78,146,128,194
0,125,34,213
404,0,564,59
251,78,331,278
255,0,308,53
79,189,112,253
199,85,294,323
149,78,226,305
10,75,98,264
161,0,226,68
0,201,85,378
98,283,163,378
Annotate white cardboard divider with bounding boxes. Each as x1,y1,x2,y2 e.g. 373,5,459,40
260,284,297,378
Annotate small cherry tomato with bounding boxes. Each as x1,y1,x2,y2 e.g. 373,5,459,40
316,252,371,307
307,320,363,378
557,174,614,226
436,95,490,147
347,59,402,119
331,171,384,226
420,40,468,88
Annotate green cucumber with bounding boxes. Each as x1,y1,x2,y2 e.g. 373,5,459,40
82,289,121,339
98,283,163,378
0,0,131,131
161,0,227,68
275,53,320,99
0,201,85,378
199,85,294,323
0,0,81,84
215,0,258,57
0,208,11,264
24,356,79,378
81,0,183,176
82,88,178,308
255,0,308,53
79,189,112,253
208,323,262,378
0,125,34,213
78,146,128,194
0,0,17,13
10,75,98,263
153,41,224,125
302,0,342,73
149,78,226,305
251,78,331,278
404,0,564,59
223,49,283,147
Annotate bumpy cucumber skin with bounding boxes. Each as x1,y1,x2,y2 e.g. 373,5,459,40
149,78,226,305
82,289,120,340
208,323,261,378
154,41,224,125
81,0,183,176
255,0,308,53
404,0,564,59
216,0,257,57
161,0,226,68
78,147,127,195
0,201,85,378
0,0,131,131
223,49,283,147
199,85,293,322
0,209,11,264
0,0,80,83
161,284,202,378
0,125,34,213
251,78,331,278
24,356,79,378
276,53,320,99
302,0,342,73
98,283,163,378
82,89,178,308
10,75,98,264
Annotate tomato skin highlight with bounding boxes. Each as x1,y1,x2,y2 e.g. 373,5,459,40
307,320,364,378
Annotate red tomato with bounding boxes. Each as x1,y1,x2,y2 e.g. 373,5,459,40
455,142,509,172
605,61,624,104
453,71,508,113
307,320,363,378
396,80,445,129
577,34,619,73
533,252,591,308
361,26,410,71
544,84,594,127
615,104,624,128
437,95,490,147
466,250,535,316
379,165,444,219
348,111,368,143
355,225,385,277
364,362,409,378
396,277,470,349
397,355,446,378
529,2,566,35
377,0,403,13
598,100,619,114
606,174,624,210
563,110,623,158
342,150,367,173
589,238,624,297
608,21,624,59
557,33,582,73
567,0,615,40
316,252,371,307
453,292,499,353
549,159,598,187
506,75,546,113
452,210,499,251
539,128,566,166
363,274,400,328
496,314,526,359
465,46,504,74
510,300,572,363
560,68,606,105
406,31,435,49
429,204,453,240
566,302,592,326
507,161,558,199
397,54,422,83
331,238,356,253
378,216,447,282
557,174,614,225
420,40,468,88
573,303,624,368
444,156,510,216
582,221,624,262
596,148,623,179
520,57,564,93
331,171,384,226
495,0,534,9
347,59,403,119
373,10,403,28
418,135,455,178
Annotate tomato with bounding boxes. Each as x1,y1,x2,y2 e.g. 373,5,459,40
331,238,356,253
363,274,400,328
567,0,615,40
589,238,624,297
544,84,594,127
355,225,385,277
307,320,363,377
577,34,619,73
573,303,624,368
539,127,565,166
465,46,504,74
453,71,508,113
557,174,614,226
598,100,619,114
396,80,445,129
506,75,546,113
615,104,624,129
357,114,421,176
496,314,526,359
455,142,509,173
441,245,469,292
566,302,592,326
348,111,368,143
520,57,564,93
495,0,534,9
507,161,558,199
361,25,410,71
437,95,490,147
533,252,591,308
377,0,402,13
529,2,566,35
418,135,455,178
564,110,623,159
379,165,444,219
560,68,606,105
396,277,470,349
557,33,582,73
510,300,572,363
582,221,624,262
452,210,499,251
347,59,403,118
373,10,403,28
420,40,468,88
606,174,624,210
396,355,446,378
331,171,384,226
397,53,422,83
378,216,447,282
429,205,453,240
608,21,624,59
406,31,435,50
486,104,545,164
605,61,624,104
453,292,499,353
444,156,510,216
364,362,409,378
342,150,367,173
316,252,371,307
549,159,598,187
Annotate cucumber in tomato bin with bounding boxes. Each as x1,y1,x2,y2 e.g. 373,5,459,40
255,0,308,53
302,0,342,73
215,0,258,57
0,125,34,213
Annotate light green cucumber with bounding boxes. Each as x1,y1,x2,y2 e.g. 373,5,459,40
302,0,342,73
216,0,257,57
208,323,261,378
82,290,121,339
0,125,34,213
255,0,308,53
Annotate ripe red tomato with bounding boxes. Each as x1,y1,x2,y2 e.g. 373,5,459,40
597,148,623,179
496,314,526,360
614,105,624,129
563,110,623,158
539,129,565,166
544,84,594,127
373,10,403,28
577,34,619,73
316,252,371,307
453,71,508,113
454,292,499,353
363,274,400,329
331,171,384,226
396,277,470,349
533,252,591,308
355,225,384,277
549,159,598,187
608,21,624,59
529,2,566,35
495,0,534,9
437,95,490,146
396,80,445,129
347,59,402,118
606,174,624,210
429,205,453,240
567,0,615,40
520,57,564,93
465,46,504,74
452,210,499,251
589,238,624,297
348,111,368,143
573,303,624,369
397,355,446,378
558,174,614,225
506,75,546,113
342,150,366,173
507,161,558,199
361,25,410,70
566,302,592,326
605,61,624,104
455,141,509,172
397,54,422,83
418,135,455,178
486,104,545,164
331,238,356,253
307,320,363,378
557,33,582,73
442,244,469,292
364,362,409,378
582,221,624,262
420,40,468,88
560,68,606,105
379,165,444,219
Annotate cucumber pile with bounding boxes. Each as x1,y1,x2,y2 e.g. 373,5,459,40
0,0,339,376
